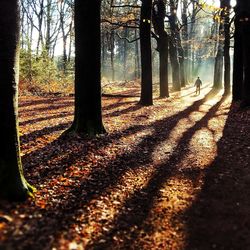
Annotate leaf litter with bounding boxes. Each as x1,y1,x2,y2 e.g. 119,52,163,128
0,84,250,249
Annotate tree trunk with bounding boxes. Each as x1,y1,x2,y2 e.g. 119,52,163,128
232,15,243,100
169,1,181,91
240,10,250,106
213,21,224,90
134,29,140,79
223,0,231,95
182,0,189,81
152,0,169,97
177,40,187,88
65,0,105,136
45,0,52,54
139,0,153,106
0,0,34,201
110,30,115,82
159,35,169,97
123,28,128,81
169,39,181,91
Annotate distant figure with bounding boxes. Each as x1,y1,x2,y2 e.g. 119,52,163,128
194,77,202,95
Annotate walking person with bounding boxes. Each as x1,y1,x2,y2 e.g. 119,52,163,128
194,77,202,95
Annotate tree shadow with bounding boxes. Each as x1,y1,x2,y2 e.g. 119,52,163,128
103,99,136,111
22,90,217,184
183,103,250,250
87,95,227,249
20,122,71,144
18,98,64,108
1,90,221,249
107,103,143,117
19,112,73,126
19,101,74,115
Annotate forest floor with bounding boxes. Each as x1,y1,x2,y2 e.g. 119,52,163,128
0,82,250,250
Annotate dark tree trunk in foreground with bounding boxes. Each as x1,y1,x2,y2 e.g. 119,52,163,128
152,0,169,98
66,0,105,136
139,0,153,106
0,0,34,201
233,1,250,106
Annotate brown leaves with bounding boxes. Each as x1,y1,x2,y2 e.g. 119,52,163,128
1,86,250,249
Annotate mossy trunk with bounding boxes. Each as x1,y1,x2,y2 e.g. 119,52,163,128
67,0,105,136
0,0,34,201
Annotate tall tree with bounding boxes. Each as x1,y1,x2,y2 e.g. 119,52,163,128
139,0,153,105
169,0,181,91
233,1,250,107
232,6,243,100
65,0,105,136
223,0,231,95
0,0,34,201
152,0,169,98
213,8,224,90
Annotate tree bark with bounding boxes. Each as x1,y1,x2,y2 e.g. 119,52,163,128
240,9,250,106
223,0,231,95
134,28,140,79
139,0,153,105
182,0,189,81
232,15,243,100
213,20,224,90
233,1,250,105
0,0,34,201
65,0,105,136
169,0,181,91
110,30,115,81
152,0,169,97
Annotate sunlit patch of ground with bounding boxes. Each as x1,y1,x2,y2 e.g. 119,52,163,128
1,83,250,250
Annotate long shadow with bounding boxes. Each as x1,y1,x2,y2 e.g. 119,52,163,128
87,95,227,249
103,99,136,111
106,103,143,117
20,122,71,144
18,98,63,108
22,90,217,182
184,103,250,250
19,101,74,115
180,84,212,98
19,112,73,126
19,99,135,128
1,90,219,249
22,123,148,181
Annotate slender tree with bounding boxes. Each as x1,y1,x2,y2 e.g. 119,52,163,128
0,0,35,201
213,9,224,90
223,0,231,95
139,0,153,105
65,0,105,136
152,0,169,98
169,0,181,91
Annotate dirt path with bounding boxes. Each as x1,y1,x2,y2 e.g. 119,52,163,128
0,84,250,250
